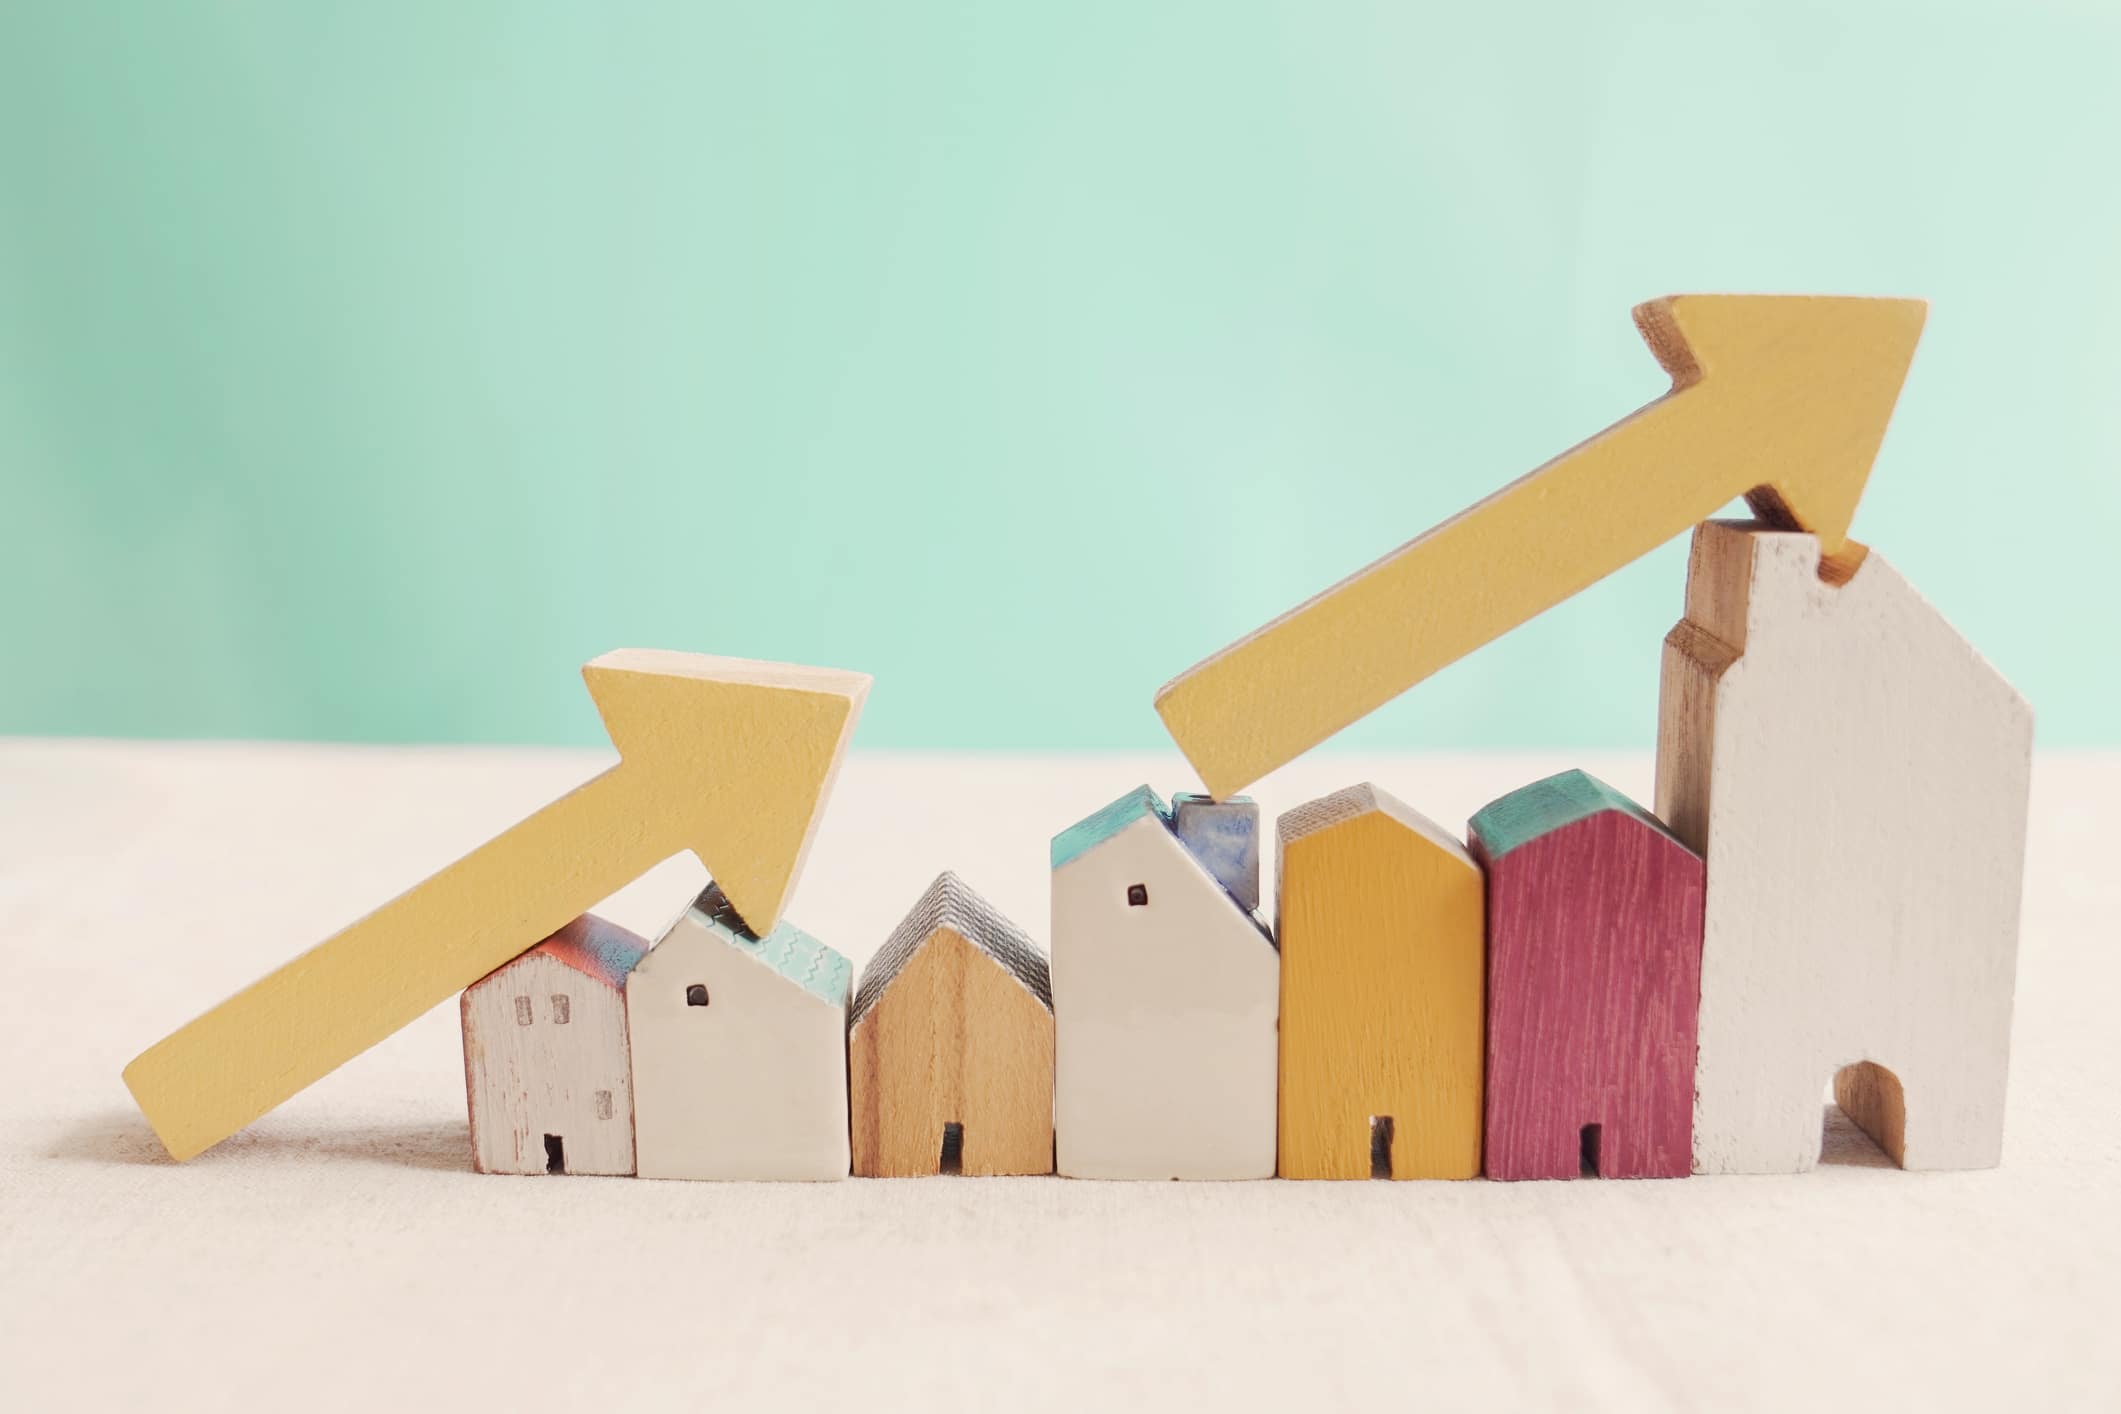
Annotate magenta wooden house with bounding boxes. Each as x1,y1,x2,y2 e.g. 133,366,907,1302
1468,770,1704,1180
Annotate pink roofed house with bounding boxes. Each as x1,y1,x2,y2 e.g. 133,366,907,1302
460,913,648,1176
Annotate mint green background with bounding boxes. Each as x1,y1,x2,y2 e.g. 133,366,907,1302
4,4,2113,750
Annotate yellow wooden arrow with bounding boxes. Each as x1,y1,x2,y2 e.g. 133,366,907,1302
123,649,870,1161
1155,294,1927,798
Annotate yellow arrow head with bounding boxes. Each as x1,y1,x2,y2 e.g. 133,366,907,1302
583,650,871,936
1634,294,1928,557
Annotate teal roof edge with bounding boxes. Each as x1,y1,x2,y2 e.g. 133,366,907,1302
1468,768,1683,861
1050,784,1169,871
691,884,851,1006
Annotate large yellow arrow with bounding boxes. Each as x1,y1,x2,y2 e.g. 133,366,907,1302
1155,294,1927,798
123,649,870,1161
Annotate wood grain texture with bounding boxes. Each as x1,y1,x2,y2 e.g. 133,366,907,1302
627,884,852,1181
1154,295,1928,798
1468,771,1703,1180
1277,783,1484,1179
460,914,647,1176
1657,522,2033,1173
850,873,1054,1177
123,650,869,1161
1052,788,1278,1180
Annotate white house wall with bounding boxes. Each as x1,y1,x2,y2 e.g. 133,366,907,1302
1053,813,1279,1179
461,952,635,1176
1660,526,2033,1174
627,919,850,1181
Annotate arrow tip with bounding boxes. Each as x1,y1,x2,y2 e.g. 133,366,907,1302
1635,294,1928,557
583,650,870,934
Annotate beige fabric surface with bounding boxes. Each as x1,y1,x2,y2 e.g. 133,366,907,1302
2,741,2115,1412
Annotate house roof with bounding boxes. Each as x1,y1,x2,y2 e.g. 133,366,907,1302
1469,769,1684,861
1051,784,1168,871
1055,784,1274,945
685,882,851,1006
1278,781,1475,870
506,913,648,990
850,871,1050,1027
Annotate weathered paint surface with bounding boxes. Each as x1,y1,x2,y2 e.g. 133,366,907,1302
1172,793,1261,913
1470,771,1703,1180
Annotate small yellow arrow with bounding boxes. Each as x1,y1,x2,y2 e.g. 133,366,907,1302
1155,295,1927,798
123,649,870,1161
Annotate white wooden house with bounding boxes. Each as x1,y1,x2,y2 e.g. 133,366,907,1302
1659,523,2034,1173
627,883,852,1181
1050,785,1278,1179
460,913,648,1176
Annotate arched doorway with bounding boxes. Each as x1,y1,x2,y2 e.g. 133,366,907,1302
1825,1060,1906,1168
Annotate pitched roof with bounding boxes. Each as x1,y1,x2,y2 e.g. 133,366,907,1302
1055,784,1274,949
1051,785,1168,870
685,883,851,1006
850,871,1050,1027
1469,769,1683,861
511,913,649,990
1278,781,1476,869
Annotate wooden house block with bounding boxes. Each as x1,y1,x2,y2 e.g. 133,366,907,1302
849,872,1054,1177
1657,521,2034,1173
1051,786,1278,1180
627,883,852,1180
460,913,647,1176
1171,793,1261,913
1277,784,1485,1179
1468,771,1703,1180
123,649,868,1161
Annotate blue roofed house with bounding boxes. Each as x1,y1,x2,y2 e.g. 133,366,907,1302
626,883,853,1180
1050,785,1278,1179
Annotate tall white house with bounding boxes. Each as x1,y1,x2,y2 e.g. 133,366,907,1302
1050,786,1278,1180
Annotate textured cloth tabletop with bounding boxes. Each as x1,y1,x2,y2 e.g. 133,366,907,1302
2,741,2116,1412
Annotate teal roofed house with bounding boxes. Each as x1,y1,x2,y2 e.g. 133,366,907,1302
1048,785,1279,1180
626,883,854,1181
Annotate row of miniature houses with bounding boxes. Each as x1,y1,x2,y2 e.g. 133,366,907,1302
463,767,2008,1180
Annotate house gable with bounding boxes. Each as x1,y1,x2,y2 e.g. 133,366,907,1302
1280,781,1475,873
1051,785,1167,871
1468,769,1684,863
476,913,648,993
1053,785,1272,945
643,883,851,1009
852,871,1049,1029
